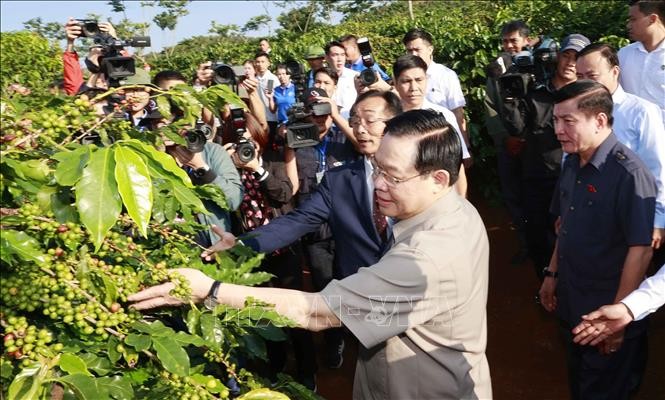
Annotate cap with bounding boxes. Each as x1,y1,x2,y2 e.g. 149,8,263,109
119,69,153,87
304,45,326,59
304,87,328,108
560,34,591,53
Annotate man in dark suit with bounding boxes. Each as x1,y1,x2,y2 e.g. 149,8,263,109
206,90,403,368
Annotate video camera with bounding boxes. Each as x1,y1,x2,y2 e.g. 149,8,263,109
496,37,559,100
76,19,151,85
357,37,378,86
228,108,256,163
183,121,214,153
283,61,332,148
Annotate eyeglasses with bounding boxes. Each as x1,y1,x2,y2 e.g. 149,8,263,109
349,116,389,130
370,158,427,187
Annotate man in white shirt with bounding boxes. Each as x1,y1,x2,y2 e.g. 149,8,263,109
325,40,358,116
618,0,665,123
402,28,469,152
392,54,469,197
254,51,280,136
572,264,665,345
576,42,665,250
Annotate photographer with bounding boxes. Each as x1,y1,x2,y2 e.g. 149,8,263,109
163,122,243,246
340,34,391,83
500,33,590,280
309,67,357,148
62,17,117,95
484,20,533,264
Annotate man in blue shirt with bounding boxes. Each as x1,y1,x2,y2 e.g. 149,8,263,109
340,34,391,83
539,80,656,400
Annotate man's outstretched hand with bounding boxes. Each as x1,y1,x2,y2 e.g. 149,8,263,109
201,225,238,261
128,268,213,310
571,303,634,346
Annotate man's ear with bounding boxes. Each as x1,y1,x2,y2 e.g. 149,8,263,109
431,169,450,191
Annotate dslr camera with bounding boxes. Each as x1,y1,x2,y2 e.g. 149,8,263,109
183,121,214,153
208,63,245,92
228,108,256,163
357,37,378,86
497,37,559,100
76,19,151,85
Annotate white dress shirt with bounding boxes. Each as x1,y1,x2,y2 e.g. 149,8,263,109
333,67,359,117
422,100,470,159
612,85,665,228
618,40,665,123
425,61,466,111
622,264,665,321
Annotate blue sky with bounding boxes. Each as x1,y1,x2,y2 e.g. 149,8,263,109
1,0,301,52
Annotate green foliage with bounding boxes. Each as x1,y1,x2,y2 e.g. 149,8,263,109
0,84,310,399
0,31,62,92
22,17,64,41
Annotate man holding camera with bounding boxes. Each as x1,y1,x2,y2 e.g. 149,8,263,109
340,34,391,83
484,20,532,265
500,33,590,281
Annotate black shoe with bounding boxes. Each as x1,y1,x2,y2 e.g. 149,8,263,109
326,339,345,369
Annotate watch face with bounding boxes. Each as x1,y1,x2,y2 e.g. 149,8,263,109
204,296,217,310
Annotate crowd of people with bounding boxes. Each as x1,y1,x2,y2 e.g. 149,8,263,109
30,0,665,398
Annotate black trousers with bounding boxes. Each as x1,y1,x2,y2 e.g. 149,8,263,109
522,176,558,279
560,323,648,400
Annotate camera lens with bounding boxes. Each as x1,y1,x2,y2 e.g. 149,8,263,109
185,131,206,153
359,69,377,86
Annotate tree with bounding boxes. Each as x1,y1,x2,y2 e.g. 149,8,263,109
0,31,62,92
143,0,191,31
22,17,65,41
241,15,271,34
209,21,241,38
275,1,334,34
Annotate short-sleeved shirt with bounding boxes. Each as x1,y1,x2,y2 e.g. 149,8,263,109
321,192,492,400
334,67,359,116
257,71,280,122
618,40,665,123
426,62,466,111
551,134,656,330
273,83,296,124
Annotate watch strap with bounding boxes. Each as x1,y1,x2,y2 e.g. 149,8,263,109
204,280,222,310
542,267,558,278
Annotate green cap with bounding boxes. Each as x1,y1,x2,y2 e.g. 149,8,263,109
119,68,152,86
304,45,326,59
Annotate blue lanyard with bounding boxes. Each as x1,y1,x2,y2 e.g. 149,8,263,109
316,135,330,172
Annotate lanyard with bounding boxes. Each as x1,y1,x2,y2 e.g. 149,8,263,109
316,135,330,172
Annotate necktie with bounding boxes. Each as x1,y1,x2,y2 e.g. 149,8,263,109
373,191,388,242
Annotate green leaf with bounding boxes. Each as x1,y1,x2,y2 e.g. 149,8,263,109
75,147,122,250
154,94,172,120
123,368,150,385
98,376,133,400
8,363,46,400
170,179,206,213
1,230,47,264
199,313,224,349
185,307,201,335
78,353,112,376
253,325,288,342
173,331,205,347
53,145,92,186
123,140,192,186
241,333,267,360
107,336,121,364
125,333,152,352
51,187,79,223
131,320,174,336
113,146,153,237
190,374,224,394
151,336,190,376
58,353,92,376
237,388,291,400
58,373,110,400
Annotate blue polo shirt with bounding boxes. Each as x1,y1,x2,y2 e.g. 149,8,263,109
273,83,296,124
346,57,391,82
551,133,655,332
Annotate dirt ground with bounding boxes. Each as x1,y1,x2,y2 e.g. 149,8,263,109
304,186,665,400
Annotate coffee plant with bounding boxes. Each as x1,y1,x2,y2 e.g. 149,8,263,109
0,85,316,399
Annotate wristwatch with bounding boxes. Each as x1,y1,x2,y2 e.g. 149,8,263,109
542,267,558,279
204,280,222,310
